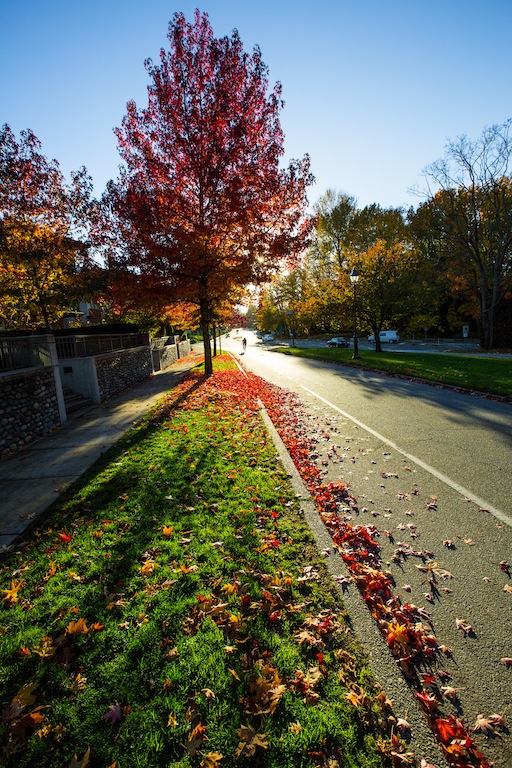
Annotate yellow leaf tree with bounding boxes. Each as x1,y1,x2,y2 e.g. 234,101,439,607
0,124,94,330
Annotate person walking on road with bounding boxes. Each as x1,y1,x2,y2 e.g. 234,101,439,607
242,337,247,353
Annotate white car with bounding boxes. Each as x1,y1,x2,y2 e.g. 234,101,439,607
262,333,274,342
368,330,400,344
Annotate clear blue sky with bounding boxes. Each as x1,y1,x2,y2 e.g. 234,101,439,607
1,0,511,211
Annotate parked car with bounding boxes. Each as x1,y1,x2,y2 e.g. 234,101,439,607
326,337,349,348
262,333,275,342
368,330,400,344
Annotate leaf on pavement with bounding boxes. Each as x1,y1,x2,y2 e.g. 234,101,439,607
472,713,507,735
455,618,474,636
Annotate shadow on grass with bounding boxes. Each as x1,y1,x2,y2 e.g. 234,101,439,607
6,372,209,560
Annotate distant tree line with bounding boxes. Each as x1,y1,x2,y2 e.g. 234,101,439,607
257,120,512,350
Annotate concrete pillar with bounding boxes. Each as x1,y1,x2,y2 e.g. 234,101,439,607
44,334,67,425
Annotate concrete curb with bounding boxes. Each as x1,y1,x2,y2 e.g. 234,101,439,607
258,402,443,764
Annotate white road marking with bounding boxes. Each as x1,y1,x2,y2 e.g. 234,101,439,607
300,385,512,529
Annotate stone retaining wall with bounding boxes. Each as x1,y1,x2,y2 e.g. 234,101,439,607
95,346,153,402
178,340,191,358
152,344,178,372
0,367,61,458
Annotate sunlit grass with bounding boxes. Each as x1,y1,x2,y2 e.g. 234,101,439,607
0,363,388,768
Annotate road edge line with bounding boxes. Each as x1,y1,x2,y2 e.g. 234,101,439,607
300,385,512,529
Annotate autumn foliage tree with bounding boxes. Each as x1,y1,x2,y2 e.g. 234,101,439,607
0,124,93,330
346,240,437,351
105,10,312,373
417,119,512,349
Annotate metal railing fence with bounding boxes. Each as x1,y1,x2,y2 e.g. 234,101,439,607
54,332,149,359
0,336,51,373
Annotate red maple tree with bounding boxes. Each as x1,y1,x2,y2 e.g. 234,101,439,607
106,10,313,373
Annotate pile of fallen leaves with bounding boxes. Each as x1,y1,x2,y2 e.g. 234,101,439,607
0,362,394,768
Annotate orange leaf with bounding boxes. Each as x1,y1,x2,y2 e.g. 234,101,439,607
66,617,90,636
200,752,223,768
2,579,23,606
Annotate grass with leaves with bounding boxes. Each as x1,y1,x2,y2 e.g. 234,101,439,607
273,347,512,400
0,357,393,768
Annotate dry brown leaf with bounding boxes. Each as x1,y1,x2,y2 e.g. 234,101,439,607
68,746,91,768
65,618,90,636
235,725,269,758
13,682,38,708
472,713,506,735
200,752,223,768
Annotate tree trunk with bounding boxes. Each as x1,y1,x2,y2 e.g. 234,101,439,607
212,323,217,356
40,297,51,332
478,270,494,350
200,297,213,375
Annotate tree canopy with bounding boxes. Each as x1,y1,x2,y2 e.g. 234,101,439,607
106,10,313,372
0,124,93,330
417,119,512,349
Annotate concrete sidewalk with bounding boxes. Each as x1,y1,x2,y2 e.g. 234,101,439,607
0,353,201,550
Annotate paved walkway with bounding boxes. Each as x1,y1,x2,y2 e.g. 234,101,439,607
0,353,201,550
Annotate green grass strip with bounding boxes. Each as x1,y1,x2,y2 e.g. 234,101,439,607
0,361,390,768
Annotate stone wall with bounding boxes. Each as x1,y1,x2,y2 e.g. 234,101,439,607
0,367,61,458
178,339,191,358
152,344,178,372
95,346,153,402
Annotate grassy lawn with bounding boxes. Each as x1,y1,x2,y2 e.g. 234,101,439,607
272,347,512,401
0,358,392,768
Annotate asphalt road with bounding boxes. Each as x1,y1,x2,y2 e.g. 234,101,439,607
225,330,512,768
228,332,512,519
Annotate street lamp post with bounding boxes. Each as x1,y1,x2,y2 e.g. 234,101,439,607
349,268,360,359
